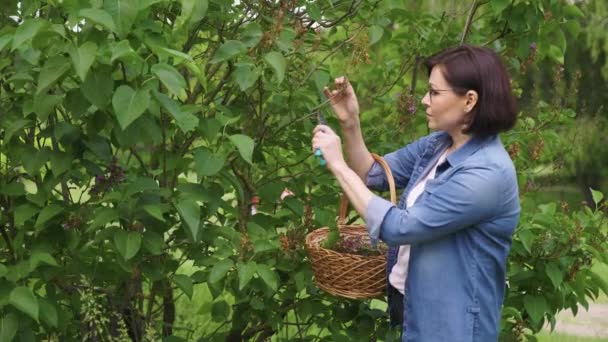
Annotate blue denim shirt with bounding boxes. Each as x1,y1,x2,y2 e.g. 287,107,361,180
366,131,520,342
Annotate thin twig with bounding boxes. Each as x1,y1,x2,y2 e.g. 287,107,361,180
297,25,366,87
460,0,481,45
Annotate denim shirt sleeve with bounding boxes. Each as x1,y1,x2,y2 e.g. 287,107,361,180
366,164,504,246
366,134,431,191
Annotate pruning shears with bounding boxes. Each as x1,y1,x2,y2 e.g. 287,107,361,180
315,111,327,167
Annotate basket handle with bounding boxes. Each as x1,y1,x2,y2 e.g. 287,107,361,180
338,153,397,225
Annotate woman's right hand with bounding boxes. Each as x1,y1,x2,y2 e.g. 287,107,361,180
323,76,360,128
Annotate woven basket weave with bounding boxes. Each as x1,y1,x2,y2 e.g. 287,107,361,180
305,153,396,299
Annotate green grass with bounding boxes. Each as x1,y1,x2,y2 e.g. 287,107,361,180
536,332,608,342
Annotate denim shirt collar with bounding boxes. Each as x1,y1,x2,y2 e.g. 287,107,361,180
432,131,494,167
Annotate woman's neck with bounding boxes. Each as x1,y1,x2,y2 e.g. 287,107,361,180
447,132,472,154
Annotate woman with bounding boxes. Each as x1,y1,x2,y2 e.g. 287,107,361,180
312,45,520,341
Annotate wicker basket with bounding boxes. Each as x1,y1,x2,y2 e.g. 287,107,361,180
305,153,397,299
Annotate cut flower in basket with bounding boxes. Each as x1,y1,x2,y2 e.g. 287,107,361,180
321,221,387,256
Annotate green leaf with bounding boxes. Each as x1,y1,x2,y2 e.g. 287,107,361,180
176,0,208,28
12,19,47,51
545,263,563,289
490,0,509,15
538,202,556,215
0,182,25,196
173,274,193,299
590,188,604,206
208,259,234,283
111,40,138,62
22,147,49,177
0,313,18,342
211,300,231,322
90,207,119,229
189,0,209,24
256,264,279,291
564,20,581,38
368,25,383,46
307,3,322,22
233,64,259,91
39,298,58,328
276,29,295,52
114,230,142,260
152,91,198,133
14,204,39,226
34,204,63,230
29,250,59,271
139,0,168,10
9,287,39,322
238,262,256,290
175,199,201,241
82,69,114,109
547,45,564,64
69,42,97,81
125,177,159,195
0,264,7,278
105,0,138,37
523,295,548,324
564,4,585,19
50,150,72,176
143,204,166,222
37,56,71,95
79,8,116,32
4,119,30,143
143,231,164,255
229,134,254,165
263,52,286,84
33,94,62,121
210,40,246,63
241,23,263,48
194,148,225,177
590,270,608,297
0,34,12,52
253,240,277,253
159,47,194,64
112,85,151,130
151,63,187,97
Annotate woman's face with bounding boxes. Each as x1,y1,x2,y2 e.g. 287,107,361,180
421,66,471,134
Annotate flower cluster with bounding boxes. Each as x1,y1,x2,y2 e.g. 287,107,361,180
397,91,417,116
333,235,387,256
520,42,537,73
90,157,125,196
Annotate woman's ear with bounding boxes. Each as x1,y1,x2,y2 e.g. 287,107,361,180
464,90,479,113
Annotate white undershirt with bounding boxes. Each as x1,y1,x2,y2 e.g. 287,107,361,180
388,150,448,295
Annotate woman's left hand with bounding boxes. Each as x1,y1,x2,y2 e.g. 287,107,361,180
312,125,347,173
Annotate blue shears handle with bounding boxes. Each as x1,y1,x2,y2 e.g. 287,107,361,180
315,148,326,166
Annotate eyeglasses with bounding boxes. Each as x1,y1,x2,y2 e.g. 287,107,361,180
426,87,455,104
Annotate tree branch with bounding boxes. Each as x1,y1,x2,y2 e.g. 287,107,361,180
460,0,481,45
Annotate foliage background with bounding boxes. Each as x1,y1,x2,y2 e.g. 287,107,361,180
0,0,607,341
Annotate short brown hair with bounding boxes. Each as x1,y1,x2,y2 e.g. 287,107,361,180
424,45,517,136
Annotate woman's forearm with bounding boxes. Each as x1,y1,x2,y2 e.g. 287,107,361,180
331,162,375,218
341,120,375,181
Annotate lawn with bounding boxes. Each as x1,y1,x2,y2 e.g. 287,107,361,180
536,332,608,342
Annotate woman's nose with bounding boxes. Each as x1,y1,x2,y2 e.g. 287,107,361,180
421,92,431,106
